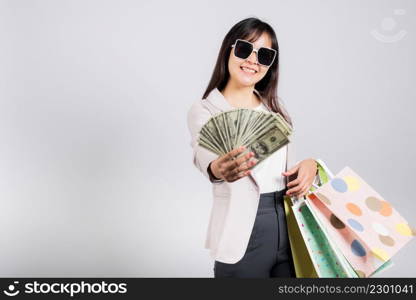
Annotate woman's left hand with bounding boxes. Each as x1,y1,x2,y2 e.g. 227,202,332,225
282,158,318,198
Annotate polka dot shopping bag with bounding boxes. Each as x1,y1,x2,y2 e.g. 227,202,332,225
306,163,415,277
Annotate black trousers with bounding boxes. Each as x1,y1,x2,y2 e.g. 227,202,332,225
214,189,296,278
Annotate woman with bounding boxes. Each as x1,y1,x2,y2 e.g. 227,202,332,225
187,17,318,278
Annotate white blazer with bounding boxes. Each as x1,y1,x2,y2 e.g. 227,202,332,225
187,88,301,264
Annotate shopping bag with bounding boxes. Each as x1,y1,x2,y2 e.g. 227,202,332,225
306,164,414,277
284,159,334,278
291,200,359,277
285,159,395,277
283,195,318,278
286,159,357,277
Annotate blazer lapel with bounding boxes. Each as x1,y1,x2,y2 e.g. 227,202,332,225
204,88,233,111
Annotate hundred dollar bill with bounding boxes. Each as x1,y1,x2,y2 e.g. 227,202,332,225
197,108,292,167
246,124,289,166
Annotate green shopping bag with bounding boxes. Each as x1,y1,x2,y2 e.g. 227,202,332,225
285,159,393,277
285,159,358,277
284,195,318,278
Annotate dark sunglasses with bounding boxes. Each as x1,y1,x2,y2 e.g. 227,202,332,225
231,39,277,67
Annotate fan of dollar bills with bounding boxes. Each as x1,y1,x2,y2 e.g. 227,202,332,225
198,108,293,166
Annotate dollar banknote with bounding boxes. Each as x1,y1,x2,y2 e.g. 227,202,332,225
197,108,292,168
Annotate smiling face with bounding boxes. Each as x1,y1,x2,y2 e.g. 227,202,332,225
227,31,273,88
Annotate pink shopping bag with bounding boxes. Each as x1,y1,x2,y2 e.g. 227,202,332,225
306,166,414,277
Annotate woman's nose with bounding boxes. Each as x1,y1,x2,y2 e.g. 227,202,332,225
246,51,258,65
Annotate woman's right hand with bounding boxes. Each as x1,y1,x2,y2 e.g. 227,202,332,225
210,146,258,182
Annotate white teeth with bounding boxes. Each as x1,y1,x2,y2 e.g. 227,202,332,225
241,67,256,73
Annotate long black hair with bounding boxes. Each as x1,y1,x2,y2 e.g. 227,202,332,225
202,17,292,126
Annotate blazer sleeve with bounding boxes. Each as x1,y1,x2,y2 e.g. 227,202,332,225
186,100,224,183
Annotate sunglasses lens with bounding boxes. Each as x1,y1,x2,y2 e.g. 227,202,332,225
258,48,276,66
234,40,253,59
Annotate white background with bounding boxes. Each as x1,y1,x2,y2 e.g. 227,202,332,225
0,0,414,277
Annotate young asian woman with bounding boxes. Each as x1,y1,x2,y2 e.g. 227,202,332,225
187,17,319,278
